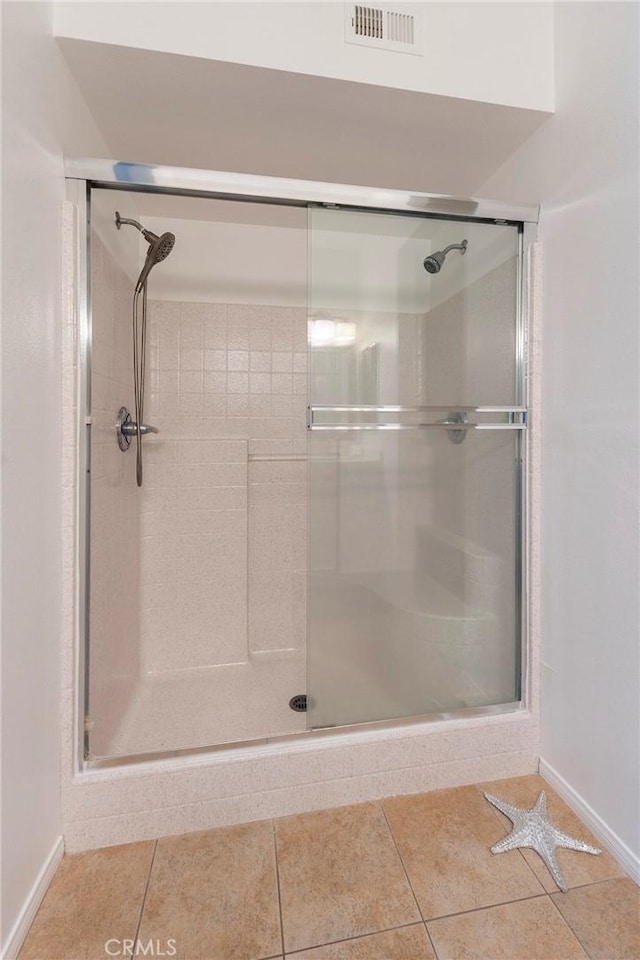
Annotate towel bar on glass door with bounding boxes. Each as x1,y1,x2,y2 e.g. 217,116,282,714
306,405,527,431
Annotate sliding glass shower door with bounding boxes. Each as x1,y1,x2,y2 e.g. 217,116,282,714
307,208,524,728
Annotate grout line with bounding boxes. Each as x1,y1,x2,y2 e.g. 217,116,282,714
422,920,441,960
559,876,628,893
545,892,594,957
379,804,442,959
380,803,425,922
284,921,426,956
272,820,286,959
133,840,158,949
515,845,550,890
425,890,549,924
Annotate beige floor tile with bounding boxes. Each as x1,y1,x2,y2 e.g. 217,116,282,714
477,775,625,891
137,820,281,960
19,841,155,960
428,896,589,960
287,924,436,959
275,802,420,954
551,877,640,960
383,786,544,920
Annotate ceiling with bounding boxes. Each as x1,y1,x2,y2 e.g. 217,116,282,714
59,37,549,198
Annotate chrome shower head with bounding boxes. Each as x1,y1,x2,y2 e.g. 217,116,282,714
423,252,445,275
423,239,468,275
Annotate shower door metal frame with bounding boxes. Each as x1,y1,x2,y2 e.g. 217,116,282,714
67,159,538,771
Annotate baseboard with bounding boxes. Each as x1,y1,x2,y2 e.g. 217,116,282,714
539,758,640,884
1,835,64,960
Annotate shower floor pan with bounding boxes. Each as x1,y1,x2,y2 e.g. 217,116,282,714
96,651,307,759
94,568,512,761
308,569,513,730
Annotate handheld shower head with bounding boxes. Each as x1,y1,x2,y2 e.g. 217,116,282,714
423,239,468,275
115,211,177,487
140,229,175,264
135,231,176,289
115,211,175,288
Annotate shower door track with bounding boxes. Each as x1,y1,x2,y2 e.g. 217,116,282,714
87,702,530,770
66,159,539,222
66,159,538,772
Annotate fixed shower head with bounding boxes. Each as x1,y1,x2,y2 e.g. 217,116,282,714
423,239,468,275
115,211,175,288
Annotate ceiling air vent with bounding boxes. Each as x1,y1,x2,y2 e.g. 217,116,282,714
345,3,423,55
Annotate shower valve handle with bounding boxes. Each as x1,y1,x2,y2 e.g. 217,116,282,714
116,406,159,452
122,421,159,437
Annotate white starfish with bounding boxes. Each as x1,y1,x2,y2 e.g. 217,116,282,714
484,790,601,892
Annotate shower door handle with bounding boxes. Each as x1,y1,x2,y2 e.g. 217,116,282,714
307,405,527,431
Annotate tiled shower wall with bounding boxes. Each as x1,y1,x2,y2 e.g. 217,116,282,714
89,235,140,755
140,301,308,674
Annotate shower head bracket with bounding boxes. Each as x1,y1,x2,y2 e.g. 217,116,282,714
115,211,144,232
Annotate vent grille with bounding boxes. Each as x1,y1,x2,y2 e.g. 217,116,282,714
354,6,384,39
386,10,414,45
345,4,422,55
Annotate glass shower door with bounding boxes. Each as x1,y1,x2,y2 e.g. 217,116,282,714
307,207,524,728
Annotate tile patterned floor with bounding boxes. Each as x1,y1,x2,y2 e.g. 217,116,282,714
19,776,639,960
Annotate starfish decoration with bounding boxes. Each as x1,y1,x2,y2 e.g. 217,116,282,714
484,790,601,892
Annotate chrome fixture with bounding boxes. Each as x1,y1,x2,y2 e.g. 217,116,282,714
440,411,469,444
115,406,159,452
115,213,175,290
423,239,468,274
307,405,527,432
115,212,175,485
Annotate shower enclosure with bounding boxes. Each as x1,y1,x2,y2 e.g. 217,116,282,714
70,162,534,765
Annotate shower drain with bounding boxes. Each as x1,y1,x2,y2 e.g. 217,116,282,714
289,694,308,713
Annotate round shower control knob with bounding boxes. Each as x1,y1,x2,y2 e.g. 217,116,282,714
115,406,159,451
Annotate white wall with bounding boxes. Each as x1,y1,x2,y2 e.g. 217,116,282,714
54,1,554,112
482,1,640,869
0,2,108,954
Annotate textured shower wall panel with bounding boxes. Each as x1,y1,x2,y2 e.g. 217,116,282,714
139,301,308,672
421,258,517,408
309,310,421,577
244,302,308,655
89,235,140,754
397,312,438,569
140,438,248,672
248,460,307,654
